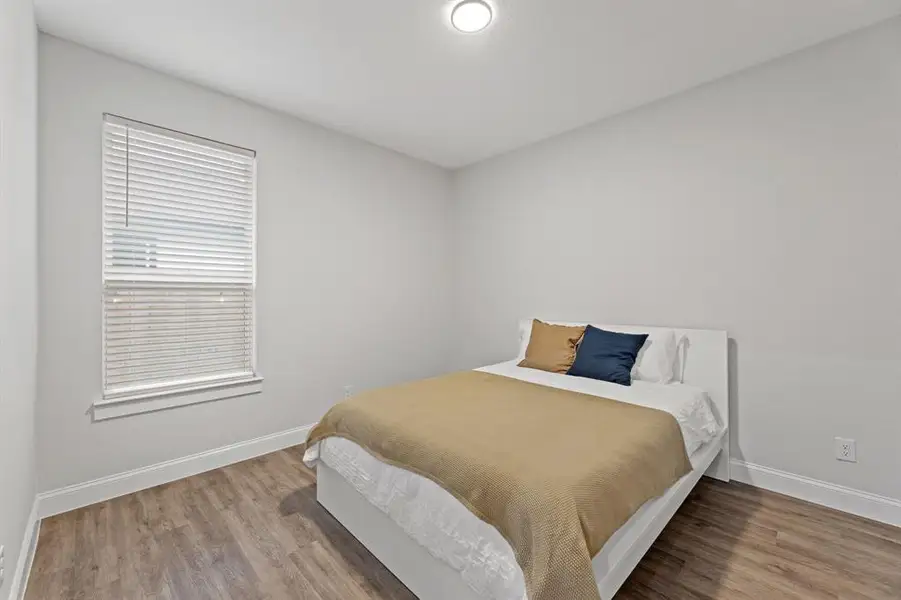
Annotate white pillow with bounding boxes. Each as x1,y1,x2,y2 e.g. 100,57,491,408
631,329,684,384
518,319,685,383
517,319,532,360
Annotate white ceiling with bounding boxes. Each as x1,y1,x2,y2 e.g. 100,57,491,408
35,1,901,168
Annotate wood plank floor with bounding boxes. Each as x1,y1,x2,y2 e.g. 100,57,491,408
25,447,901,600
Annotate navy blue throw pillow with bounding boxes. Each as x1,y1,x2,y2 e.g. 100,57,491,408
568,326,648,386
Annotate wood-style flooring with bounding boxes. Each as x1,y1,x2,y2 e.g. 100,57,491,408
25,446,901,600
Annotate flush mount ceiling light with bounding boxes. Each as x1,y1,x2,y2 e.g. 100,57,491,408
451,0,493,33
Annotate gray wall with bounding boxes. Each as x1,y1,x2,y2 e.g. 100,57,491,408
453,19,901,500
37,35,455,492
0,0,38,593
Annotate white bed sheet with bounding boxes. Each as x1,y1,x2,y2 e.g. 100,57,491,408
304,362,723,600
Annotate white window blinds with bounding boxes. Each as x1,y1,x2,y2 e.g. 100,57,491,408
102,114,257,400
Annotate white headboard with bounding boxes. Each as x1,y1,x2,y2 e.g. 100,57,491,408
522,320,730,481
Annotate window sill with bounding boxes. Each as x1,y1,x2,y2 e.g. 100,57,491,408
92,377,263,421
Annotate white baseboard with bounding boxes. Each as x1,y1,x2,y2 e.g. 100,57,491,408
7,499,40,600
730,459,901,528
36,423,314,519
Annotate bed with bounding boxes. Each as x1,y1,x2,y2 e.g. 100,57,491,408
305,325,729,600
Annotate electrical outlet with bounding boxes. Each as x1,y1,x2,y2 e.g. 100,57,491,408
343,385,354,400
835,437,857,463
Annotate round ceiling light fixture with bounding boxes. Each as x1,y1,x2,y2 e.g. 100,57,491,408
451,0,493,33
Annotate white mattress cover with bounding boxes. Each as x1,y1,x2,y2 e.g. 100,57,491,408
304,361,723,600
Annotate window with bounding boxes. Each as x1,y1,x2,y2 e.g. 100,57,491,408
98,115,260,419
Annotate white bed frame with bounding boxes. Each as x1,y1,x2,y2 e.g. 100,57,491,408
317,325,730,600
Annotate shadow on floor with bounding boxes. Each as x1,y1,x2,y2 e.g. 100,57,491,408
279,478,418,599
615,477,762,599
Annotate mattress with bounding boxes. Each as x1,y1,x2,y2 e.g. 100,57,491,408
304,361,723,600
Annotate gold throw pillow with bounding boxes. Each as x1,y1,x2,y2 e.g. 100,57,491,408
518,320,586,374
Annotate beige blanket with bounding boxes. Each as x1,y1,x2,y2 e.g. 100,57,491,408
307,371,691,600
